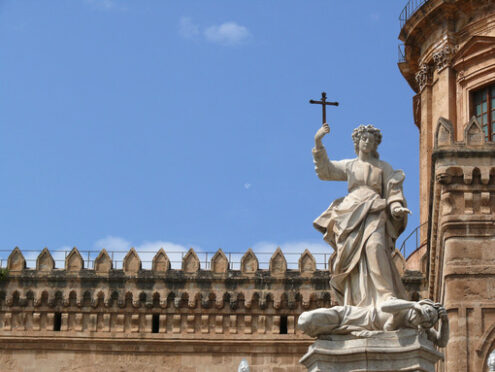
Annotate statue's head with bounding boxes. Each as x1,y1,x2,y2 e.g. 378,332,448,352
352,125,382,159
408,299,440,329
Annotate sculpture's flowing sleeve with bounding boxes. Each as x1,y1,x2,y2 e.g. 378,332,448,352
312,147,348,181
383,163,408,239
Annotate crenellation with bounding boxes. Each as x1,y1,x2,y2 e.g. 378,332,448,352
0,246,418,370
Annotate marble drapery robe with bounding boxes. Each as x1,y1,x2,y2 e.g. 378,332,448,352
313,147,408,307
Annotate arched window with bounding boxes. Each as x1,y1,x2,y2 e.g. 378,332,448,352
472,85,495,141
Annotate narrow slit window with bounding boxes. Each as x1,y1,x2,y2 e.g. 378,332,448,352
152,314,159,333
53,312,62,331
279,315,288,334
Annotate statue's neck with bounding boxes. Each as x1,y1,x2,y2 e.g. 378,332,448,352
358,152,372,162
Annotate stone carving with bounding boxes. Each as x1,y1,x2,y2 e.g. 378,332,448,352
152,248,170,272
465,116,485,146
123,248,141,274
240,248,258,274
211,249,229,274
415,63,433,91
182,248,200,273
65,247,84,272
299,249,316,274
313,123,410,307
36,248,55,271
7,247,26,271
301,122,450,357
269,247,286,276
94,249,112,273
433,45,456,70
298,298,449,347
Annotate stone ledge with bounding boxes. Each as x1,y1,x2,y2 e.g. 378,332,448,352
299,329,443,372
0,335,311,354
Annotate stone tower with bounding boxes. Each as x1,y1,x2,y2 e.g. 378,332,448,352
399,0,495,371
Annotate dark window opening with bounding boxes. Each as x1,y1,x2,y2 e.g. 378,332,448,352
472,85,495,141
279,315,288,334
53,312,62,331
152,314,159,333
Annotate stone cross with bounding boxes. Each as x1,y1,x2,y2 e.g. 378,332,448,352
309,91,339,124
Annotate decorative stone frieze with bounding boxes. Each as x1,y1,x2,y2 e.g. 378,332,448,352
415,63,433,91
432,45,456,71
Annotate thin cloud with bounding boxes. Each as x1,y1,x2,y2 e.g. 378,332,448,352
204,21,251,46
84,0,126,11
244,183,252,190
179,17,200,39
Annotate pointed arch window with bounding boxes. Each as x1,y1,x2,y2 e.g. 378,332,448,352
472,85,495,141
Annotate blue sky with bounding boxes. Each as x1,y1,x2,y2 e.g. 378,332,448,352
0,0,419,268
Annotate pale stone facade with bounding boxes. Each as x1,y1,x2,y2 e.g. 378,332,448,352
399,0,495,371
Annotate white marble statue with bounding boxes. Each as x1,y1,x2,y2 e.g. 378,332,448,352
313,123,411,307
298,298,449,347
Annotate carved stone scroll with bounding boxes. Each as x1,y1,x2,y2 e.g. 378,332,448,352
415,64,433,91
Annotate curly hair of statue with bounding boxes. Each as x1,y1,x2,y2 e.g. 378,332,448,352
352,124,382,158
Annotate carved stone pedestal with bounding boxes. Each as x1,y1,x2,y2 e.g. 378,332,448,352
299,329,443,372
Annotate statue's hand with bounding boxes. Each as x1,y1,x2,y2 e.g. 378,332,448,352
437,305,448,320
315,123,330,142
391,204,412,219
